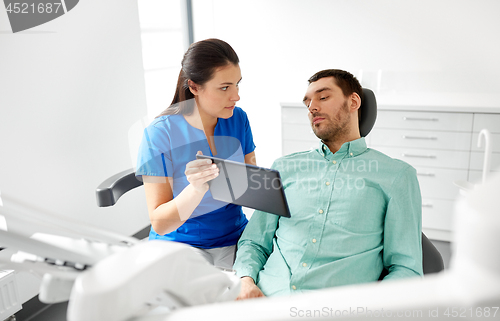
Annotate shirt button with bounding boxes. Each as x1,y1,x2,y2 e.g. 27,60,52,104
302,263,307,267
332,160,337,164
350,152,353,156
318,209,324,214
325,181,330,186
292,285,297,290
312,239,317,243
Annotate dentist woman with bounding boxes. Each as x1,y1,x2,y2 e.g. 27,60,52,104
136,39,256,268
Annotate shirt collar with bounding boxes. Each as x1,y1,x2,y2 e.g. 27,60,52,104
319,137,367,159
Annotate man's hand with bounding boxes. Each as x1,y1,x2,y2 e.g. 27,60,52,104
236,276,265,300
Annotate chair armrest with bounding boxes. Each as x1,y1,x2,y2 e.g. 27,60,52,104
422,232,445,274
96,169,143,207
379,232,444,279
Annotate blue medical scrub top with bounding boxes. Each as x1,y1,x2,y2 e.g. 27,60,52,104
136,107,256,248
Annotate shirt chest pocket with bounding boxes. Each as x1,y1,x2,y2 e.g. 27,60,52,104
330,179,386,233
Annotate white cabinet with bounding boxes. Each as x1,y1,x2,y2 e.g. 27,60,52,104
370,110,473,241
367,108,500,241
281,103,500,242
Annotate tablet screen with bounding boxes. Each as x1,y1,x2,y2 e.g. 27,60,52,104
196,155,291,217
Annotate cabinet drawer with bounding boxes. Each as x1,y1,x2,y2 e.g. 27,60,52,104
473,113,500,133
468,169,500,183
376,110,473,132
283,140,318,156
416,167,467,200
470,132,500,153
421,198,454,231
282,107,309,124
372,146,470,170
283,123,318,142
370,129,471,151
469,151,500,171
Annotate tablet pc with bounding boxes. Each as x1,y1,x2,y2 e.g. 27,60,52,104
196,155,291,217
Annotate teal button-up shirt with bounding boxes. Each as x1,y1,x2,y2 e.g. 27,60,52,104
233,137,423,296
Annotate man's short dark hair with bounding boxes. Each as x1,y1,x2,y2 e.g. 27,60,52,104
308,69,362,100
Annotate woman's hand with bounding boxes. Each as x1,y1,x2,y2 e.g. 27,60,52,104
236,277,265,300
185,151,219,194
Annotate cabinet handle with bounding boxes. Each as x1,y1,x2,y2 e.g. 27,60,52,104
417,172,436,177
402,135,438,140
403,117,439,121
402,153,437,159
422,203,434,208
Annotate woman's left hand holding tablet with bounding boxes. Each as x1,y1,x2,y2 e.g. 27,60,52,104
185,151,219,194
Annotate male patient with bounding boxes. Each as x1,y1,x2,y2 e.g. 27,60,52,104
233,69,423,299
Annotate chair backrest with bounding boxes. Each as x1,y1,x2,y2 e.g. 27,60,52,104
422,232,445,273
378,232,444,279
360,88,377,137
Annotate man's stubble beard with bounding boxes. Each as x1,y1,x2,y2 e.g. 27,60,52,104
311,100,351,144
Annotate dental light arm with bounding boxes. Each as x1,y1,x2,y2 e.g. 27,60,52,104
0,222,240,314
0,193,136,303
0,228,129,303
0,230,125,267
0,194,138,246
0,193,241,314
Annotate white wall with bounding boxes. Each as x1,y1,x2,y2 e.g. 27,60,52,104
137,0,186,120
0,2,149,239
192,0,500,167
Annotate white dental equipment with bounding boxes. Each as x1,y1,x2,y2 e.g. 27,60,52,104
0,194,240,320
455,128,494,193
478,128,492,185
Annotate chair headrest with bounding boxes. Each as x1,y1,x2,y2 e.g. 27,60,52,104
359,88,377,137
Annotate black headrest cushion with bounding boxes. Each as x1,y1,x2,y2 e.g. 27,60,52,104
359,88,377,137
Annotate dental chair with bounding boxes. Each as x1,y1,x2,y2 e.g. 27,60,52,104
96,88,445,275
